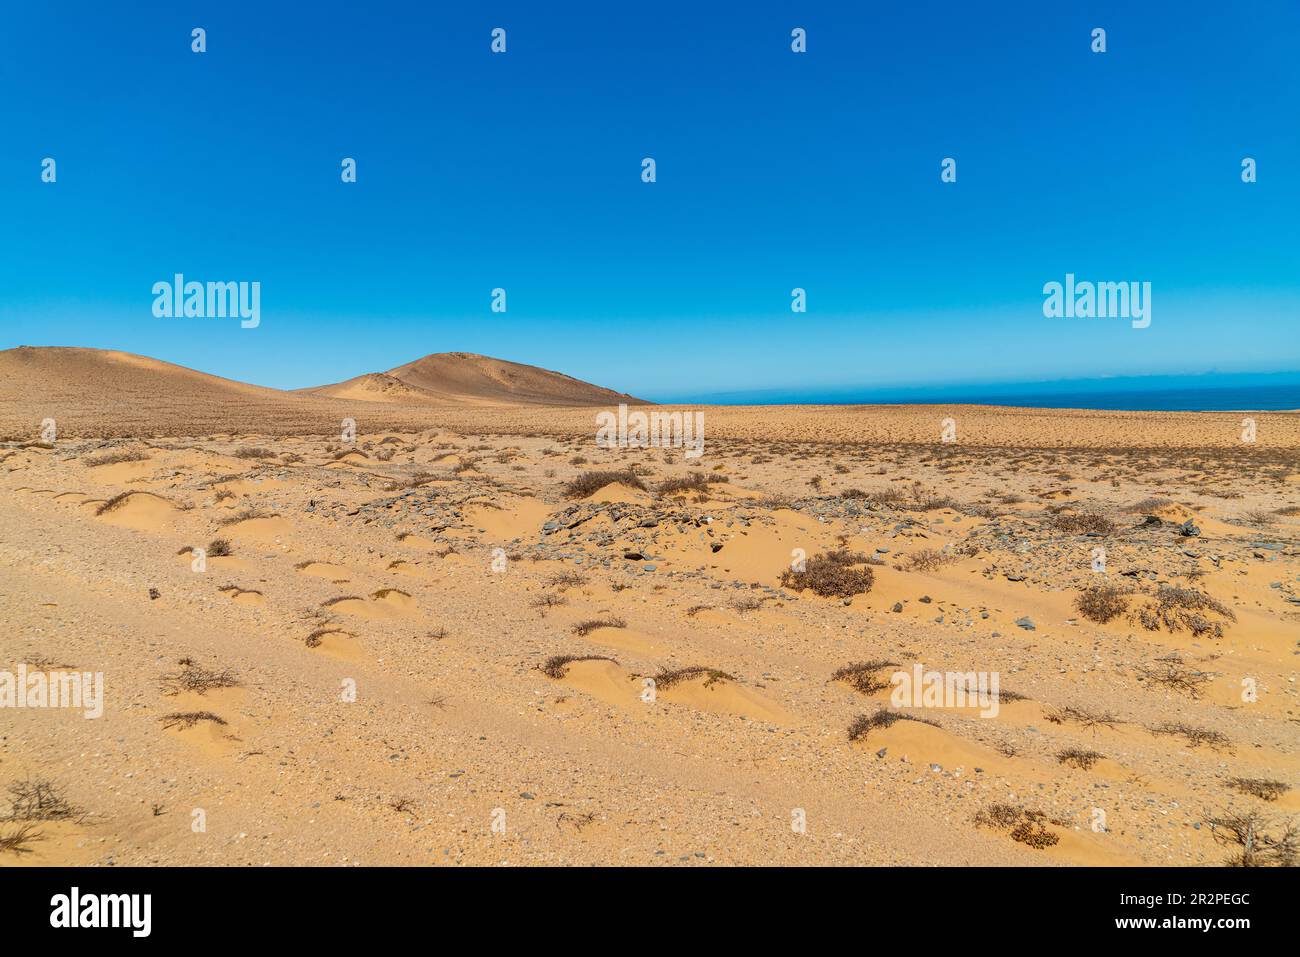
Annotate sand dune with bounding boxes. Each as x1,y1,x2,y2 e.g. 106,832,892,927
303,351,647,407
0,347,645,438
377,352,646,406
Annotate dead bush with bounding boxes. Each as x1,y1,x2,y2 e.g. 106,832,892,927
1207,811,1298,867
1073,583,1132,623
561,470,646,499
781,550,874,598
540,655,616,679
1132,586,1235,638
830,660,899,695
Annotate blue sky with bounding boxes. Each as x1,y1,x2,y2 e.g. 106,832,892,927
1,1,1296,401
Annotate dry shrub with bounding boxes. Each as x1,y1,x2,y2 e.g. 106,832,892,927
304,628,336,648
6,779,79,822
94,491,143,516
847,709,934,741
653,666,733,689
901,548,953,572
1048,511,1117,535
831,660,899,695
1151,722,1231,750
547,572,586,590
841,487,907,506
1128,497,1173,513
1226,778,1289,802
233,446,275,459
781,550,874,598
0,823,41,856
385,471,435,491
572,617,625,637
217,507,276,526
540,654,615,679
1073,583,1131,623
1132,586,1235,638
160,661,239,696
1057,748,1105,770
530,593,568,614
974,804,1061,849
655,474,712,497
160,712,227,730
1136,658,1212,698
1206,811,1298,867
1045,705,1120,731
84,450,148,467
561,470,646,499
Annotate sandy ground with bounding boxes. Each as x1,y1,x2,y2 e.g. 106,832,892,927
1,409,1298,866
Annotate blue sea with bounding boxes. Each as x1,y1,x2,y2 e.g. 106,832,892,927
666,373,1300,412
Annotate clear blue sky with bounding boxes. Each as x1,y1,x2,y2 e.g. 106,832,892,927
2,1,1296,400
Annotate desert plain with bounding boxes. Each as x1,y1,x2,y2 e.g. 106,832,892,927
1,347,1298,866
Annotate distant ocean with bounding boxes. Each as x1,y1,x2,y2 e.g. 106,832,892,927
665,373,1300,412
858,384,1300,412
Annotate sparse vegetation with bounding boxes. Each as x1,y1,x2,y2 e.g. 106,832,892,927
900,548,953,572
572,617,626,637
94,491,140,516
6,779,79,822
385,471,435,491
974,803,1061,849
831,660,899,695
233,446,276,459
160,711,228,730
530,593,568,615
160,661,239,696
847,709,934,741
304,628,332,648
1073,583,1132,623
84,450,148,467
561,470,646,499
1206,810,1298,866
206,538,233,557
1057,748,1105,770
1132,586,1235,638
1045,705,1120,731
1048,511,1117,535
1151,722,1231,750
540,654,615,679
1128,497,1173,513
655,474,714,497
217,507,276,526
780,550,875,598
1226,778,1289,802
653,666,733,689
0,823,42,856
1136,658,1212,698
